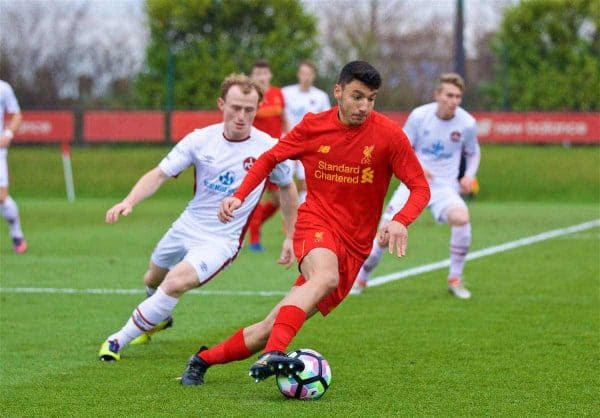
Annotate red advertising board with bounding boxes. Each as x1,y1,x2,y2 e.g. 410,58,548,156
84,111,164,142
472,112,600,144
171,111,222,142
10,110,600,144
13,111,74,143
385,111,599,144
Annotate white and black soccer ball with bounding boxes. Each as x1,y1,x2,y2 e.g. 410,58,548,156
276,348,332,400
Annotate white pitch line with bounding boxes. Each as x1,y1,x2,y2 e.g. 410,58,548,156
0,287,287,297
368,219,600,288
1,219,598,296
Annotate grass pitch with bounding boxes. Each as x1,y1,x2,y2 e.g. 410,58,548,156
1,145,598,416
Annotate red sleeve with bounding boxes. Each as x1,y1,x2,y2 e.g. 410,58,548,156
232,152,278,203
233,121,306,203
389,127,431,227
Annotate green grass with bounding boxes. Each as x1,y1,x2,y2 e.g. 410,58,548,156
1,145,599,416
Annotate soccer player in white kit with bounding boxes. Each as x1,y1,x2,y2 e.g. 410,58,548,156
0,79,27,254
282,60,331,203
98,74,298,361
353,73,480,299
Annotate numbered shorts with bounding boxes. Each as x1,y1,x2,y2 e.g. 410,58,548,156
0,149,8,187
292,223,364,316
151,225,239,284
383,182,467,225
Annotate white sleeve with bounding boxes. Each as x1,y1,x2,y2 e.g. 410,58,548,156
158,135,195,177
282,87,294,123
463,123,481,178
3,84,20,114
268,161,293,186
402,110,419,147
321,91,331,111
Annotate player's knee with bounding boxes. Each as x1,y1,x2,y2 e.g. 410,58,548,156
316,272,339,293
160,273,197,297
448,208,469,226
0,190,8,203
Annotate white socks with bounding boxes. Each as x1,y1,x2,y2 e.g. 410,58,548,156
357,239,386,282
449,223,471,279
107,287,179,350
1,196,24,239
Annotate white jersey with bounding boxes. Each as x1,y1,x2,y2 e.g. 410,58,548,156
158,123,292,243
403,103,480,185
282,84,331,128
0,80,20,133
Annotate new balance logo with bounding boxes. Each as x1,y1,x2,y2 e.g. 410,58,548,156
361,167,374,183
317,145,331,154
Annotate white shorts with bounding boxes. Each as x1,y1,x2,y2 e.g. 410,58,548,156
150,222,239,284
284,159,306,181
0,149,8,187
382,181,467,225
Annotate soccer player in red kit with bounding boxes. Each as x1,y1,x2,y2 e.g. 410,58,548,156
180,61,430,386
247,60,290,251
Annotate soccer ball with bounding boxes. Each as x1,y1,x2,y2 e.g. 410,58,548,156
276,348,332,400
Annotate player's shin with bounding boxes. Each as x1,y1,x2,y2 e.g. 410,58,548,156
1,195,24,239
449,223,471,279
264,305,306,354
198,328,252,365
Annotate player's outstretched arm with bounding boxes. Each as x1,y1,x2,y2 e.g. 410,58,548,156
105,167,169,224
277,181,299,268
218,197,242,223
0,112,22,148
384,220,408,257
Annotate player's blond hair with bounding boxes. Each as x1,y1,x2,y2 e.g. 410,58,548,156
435,73,465,93
220,73,264,103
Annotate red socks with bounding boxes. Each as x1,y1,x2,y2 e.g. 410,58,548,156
264,305,306,353
260,201,278,223
198,305,307,365
198,328,251,365
248,202,279,244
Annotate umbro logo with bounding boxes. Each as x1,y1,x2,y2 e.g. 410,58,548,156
317,145,331,154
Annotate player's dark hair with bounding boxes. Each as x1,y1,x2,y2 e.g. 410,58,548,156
337,61,381,89
251,59,271,72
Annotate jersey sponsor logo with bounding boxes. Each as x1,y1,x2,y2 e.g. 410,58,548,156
219,171,235,186
317,145,331,154
314,160,375,184
361,145,374,164
361,167,374,183
243,157,256,171
421,141,453,159
203,170,237,195
450,131,461,142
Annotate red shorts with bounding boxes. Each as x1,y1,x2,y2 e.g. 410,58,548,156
293,223,364,316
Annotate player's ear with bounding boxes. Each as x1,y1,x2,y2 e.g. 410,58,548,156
217,97,225,111
333,84,342,101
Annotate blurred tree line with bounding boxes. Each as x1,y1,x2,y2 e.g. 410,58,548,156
0,0,597,111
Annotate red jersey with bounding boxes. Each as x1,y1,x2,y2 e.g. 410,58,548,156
235,107,430,260
253,86,285,138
